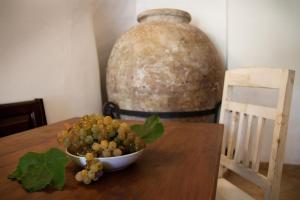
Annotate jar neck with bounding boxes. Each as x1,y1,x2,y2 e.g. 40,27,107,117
137,9,191,24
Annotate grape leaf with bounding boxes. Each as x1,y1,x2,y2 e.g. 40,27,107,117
44,148,69,190
130,125,143,137
8,148,69,192
21,165,53,192
130,115,164,144
8,152,42,180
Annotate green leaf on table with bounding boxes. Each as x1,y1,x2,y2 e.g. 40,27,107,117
130,115,164,144
8,168,22,180
130,124,144,137
8,148,69,192
44,148,69,190
21,164,53,192
8,152,42,180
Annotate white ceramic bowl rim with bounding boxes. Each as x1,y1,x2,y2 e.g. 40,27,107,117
65,148,144,160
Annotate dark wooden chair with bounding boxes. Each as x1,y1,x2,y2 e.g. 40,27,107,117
0,99,47,137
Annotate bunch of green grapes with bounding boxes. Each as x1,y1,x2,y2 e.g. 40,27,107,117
75,153,103,184
57,114,145,157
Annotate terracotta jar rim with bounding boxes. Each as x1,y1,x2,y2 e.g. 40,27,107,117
137,8,192,23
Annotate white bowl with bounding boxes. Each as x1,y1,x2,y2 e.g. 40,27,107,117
65,149,144,172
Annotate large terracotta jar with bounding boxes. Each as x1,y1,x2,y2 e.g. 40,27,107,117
106,9,225,121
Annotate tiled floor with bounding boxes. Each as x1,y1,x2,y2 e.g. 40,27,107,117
224,164,300,200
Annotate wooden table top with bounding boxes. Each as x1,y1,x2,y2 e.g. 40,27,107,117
0,118,223,200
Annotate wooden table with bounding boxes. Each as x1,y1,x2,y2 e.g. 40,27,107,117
0,118,223,200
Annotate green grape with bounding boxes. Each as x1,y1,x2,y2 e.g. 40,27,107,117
97,134,102,142
63,137,71,147
60,114,145,160
75,171,83,182
112,119,120,128
114,137,121,146
57,132,64,144
108,141,117,150
120,122,129,130
90,162,102,172
92,132,98,140
85,135,94,144
92,143,101,151
103,116,113,125
98,124,104,131
81,169,88,177
97,119,103,126
100,140,109,149
113,148,122,156
117,131,126,141
83,176,91,184
118,145,125,153
79,140,84,146
102,149,111,157
72,134,80,141
79,129,87,139
99,131,109,140
108,130,116,138
85,152,94,161
86,129,92,135
118,126,126,134
123,139,130,147
106,125,113,133
87,170,95,179
82,122,92,130
90,116,97,124
91,124,100,134
73,124,81,132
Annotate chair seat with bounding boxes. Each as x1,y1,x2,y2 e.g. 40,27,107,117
216,178,254,200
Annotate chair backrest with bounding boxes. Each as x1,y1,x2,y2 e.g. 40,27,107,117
219,68,295,200
0,98,47,137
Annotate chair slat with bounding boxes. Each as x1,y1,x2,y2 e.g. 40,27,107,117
227,112,238,159
243,115,253,167
234,113,245,163
252,117,266,172
226,68,288,89
221,114,228,155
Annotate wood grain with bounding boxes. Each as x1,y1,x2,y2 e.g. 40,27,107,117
0,118,223,200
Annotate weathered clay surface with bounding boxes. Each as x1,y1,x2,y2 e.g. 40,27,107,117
107,9,225,114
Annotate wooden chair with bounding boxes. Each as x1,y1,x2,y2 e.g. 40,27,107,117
216,68,295,200
0,99,47,137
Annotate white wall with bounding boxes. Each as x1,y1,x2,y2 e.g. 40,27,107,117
93,0,136,102
137,0,300,164
0,0,101,123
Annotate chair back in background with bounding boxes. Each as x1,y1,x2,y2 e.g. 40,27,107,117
219,68,295,200
0,98,47,137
